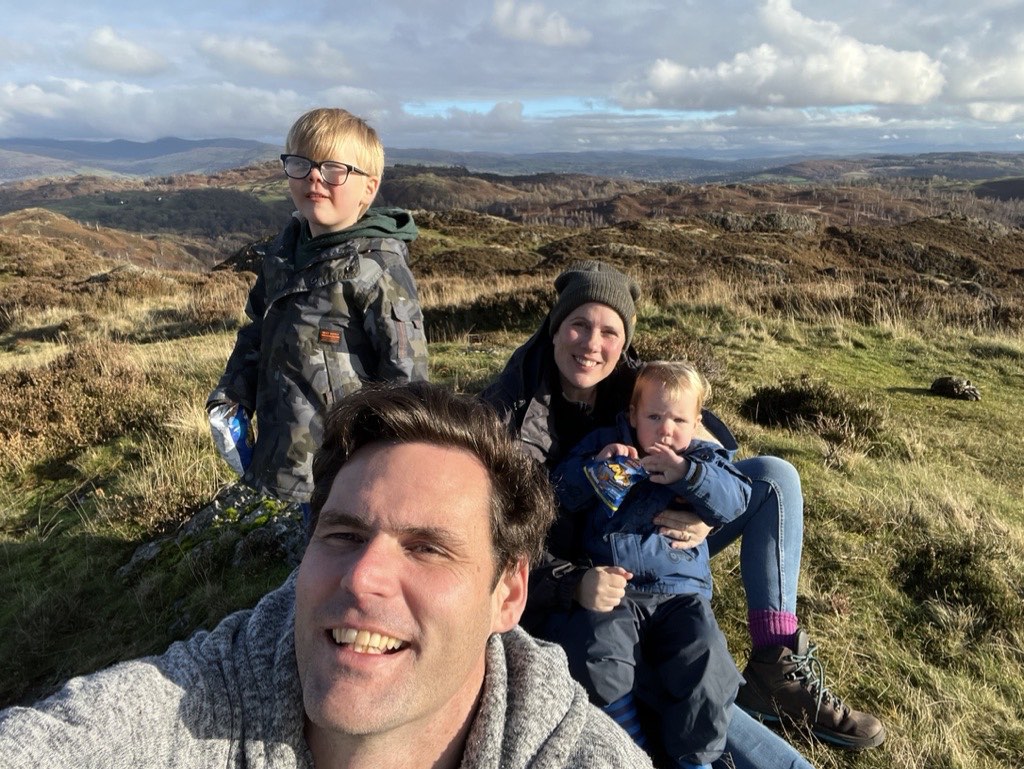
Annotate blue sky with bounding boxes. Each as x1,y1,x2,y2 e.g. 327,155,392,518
3,0,1024,158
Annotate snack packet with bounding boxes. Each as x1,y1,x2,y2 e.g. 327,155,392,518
584,456,648,513
209,402,254,475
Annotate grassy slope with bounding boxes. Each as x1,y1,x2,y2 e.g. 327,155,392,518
2,224,1023,769
434,298,1024,769
659,307,1024,769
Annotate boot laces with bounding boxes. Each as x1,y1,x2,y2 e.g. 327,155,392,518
785,641,848,719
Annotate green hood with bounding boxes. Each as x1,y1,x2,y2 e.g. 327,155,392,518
295,207,417,269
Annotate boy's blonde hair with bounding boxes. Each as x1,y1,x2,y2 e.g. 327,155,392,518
285,107,385,180
630,360,711,415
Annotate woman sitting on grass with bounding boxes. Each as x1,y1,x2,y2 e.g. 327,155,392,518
481,261,885,767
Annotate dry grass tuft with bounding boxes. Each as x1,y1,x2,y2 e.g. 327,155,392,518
897,532,1024,638
424,284,553,341
0,340,169,470
167,270,252,332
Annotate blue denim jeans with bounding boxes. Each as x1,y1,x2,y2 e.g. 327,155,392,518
715,706,814,769
706,456,803,615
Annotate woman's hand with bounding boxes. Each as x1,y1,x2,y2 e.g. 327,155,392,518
596,443,638,461
653,504,713,550
575,565,632,611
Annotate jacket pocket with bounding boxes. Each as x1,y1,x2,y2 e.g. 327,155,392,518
608,532,705,588
389,298,424,359
318,321,359,405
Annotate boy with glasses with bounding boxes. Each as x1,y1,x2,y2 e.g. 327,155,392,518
208,108,428,518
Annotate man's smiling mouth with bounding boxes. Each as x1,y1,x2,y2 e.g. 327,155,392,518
331,627,408,655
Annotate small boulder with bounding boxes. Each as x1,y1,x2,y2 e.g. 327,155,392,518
930,376,981,401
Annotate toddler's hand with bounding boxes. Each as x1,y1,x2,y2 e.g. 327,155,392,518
575,565,632,612
596,443,638,461
641,442,687,484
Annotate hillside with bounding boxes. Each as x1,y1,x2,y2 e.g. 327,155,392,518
0,171,289,268
5,138,1024,187
6,159,1024,246
1,169,1024,769
0,138,280,184
0,208,207,272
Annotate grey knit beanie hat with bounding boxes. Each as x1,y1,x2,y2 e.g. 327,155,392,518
548,261,640,347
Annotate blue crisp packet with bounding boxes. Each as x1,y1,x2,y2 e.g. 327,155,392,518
583,456,649,513
209,403,254,475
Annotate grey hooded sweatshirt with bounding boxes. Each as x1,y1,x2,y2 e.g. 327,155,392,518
0,574,653,769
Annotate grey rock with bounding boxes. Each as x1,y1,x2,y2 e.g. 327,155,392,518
930,376,981,401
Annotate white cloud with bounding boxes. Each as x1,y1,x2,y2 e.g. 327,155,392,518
308,41,356,81
2,1,1023,155
966,101,1024,122
943,35,1024,101
397,101,526,132
79,27,169,76
491,0,591,46
198,35,296,77
0,77,305,140
479,100,526,126
0,36,33,62
317,85,386,119
0,81,75,120
619,0,944,111
723,106,811,128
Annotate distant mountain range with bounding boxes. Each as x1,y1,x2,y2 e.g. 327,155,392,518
0,138,281,183
4,137,1024,188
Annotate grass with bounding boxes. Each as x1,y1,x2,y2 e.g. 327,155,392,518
2,217,1023,769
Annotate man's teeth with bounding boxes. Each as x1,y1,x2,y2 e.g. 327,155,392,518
332,628,406,654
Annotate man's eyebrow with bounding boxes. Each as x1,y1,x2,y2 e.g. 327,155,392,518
400,525,467,550
317,510,469,548
317,510,368,530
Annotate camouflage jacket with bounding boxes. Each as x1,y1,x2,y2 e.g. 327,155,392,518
209,209,429,503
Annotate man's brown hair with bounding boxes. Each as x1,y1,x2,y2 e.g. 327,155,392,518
309,382,556,578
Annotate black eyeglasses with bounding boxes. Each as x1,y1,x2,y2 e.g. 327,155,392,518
280,154,369,186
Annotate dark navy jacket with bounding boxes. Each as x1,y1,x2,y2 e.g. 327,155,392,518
552,413,752,600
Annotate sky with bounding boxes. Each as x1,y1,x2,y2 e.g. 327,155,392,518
3,0,1024,158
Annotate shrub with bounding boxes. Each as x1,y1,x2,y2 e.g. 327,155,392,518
423,285,552,340
78,264,180,302
632,335,726,387
0,340,169,468
740,374,891,460
897,534,1024,636
701,211,818,234
174,271,252,332
0,302,17,334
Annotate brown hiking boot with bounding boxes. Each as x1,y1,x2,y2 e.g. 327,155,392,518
735,629,886,750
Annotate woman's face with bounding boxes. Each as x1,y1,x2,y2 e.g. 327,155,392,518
552,302,626,405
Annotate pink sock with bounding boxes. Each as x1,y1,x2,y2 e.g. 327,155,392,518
748,609,799,649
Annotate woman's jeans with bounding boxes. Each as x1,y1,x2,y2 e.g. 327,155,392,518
707,456,803,615
707,459,810,766
715,706,814,769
